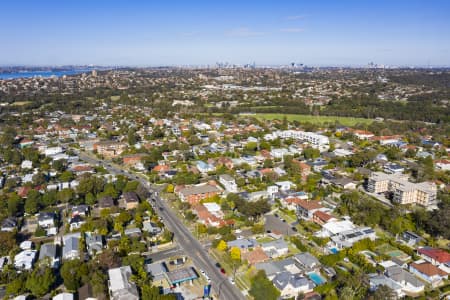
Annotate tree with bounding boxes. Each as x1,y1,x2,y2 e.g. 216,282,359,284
263,159,274,168
303,147,320,160
230,247,241,261
60,259,84,291
142,285,176,300
372,285,396,300
6,276,25,296
25,190,40,214
216,240,228,251
166,184,174,193
249,270,280,300
97,249,122,270
32,172,47,185
59,170,74,182
52,159,66,172
0,231,16,256
127,129,138,145
8,192,23,216
41,190,57,207
57,188,74,203
25,267,55,297
260,141,272,151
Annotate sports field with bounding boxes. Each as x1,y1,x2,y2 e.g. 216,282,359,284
252,113,373,126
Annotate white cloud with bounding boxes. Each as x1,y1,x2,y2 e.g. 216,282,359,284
286,15,306,20
225,27,265,37
280,27,305,33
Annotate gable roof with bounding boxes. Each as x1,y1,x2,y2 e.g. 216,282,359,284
418,247,450,264
410,262,448,277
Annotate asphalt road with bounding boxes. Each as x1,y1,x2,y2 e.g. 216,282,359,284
77,151,245,300
146,245,184,262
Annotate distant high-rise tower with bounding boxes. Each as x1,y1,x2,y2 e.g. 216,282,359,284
92,70,97,77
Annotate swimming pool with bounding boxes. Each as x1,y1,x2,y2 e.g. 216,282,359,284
330,247,339,254
308,272,326,285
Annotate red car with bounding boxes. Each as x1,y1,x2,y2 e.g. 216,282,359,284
220,268,226,274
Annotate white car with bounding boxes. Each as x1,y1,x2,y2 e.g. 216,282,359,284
229,277,235,285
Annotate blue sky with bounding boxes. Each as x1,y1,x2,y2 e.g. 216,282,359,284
0,0,449,66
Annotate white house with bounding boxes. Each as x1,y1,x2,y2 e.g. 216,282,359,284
108,266,139,300
44,146,64,156
275,181,294,192
38,212,56,228
53,293,74,300
267,185,279,197
21,160,33,169
261,239,289,258
14,250,37,270
219,174,238,193
272,272,315,299
271,148,289,159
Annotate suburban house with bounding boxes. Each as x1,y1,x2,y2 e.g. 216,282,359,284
38,212,56,228
69,215,85,231
122,192,139,210
329,227,377,249
243,247,270,265
177,182,222,205
195,160,215,174
255,258,302,280
260,239,289,258
86,233,104,255
275,181,295,192
122,153,147,168
228,238,257,250
62,233,81,260
53,293,74,300
1,217,17,232
293,253,321,272
14,250,37,270
369,274,405,298
192,203,232,228
98,196,115,210
39,243,59,268
401,231,423,246
71,205,89,217
142,221,162,235
417,247,450,273
296,200,324,220
272,272,315,299
108,266,139,300
218,174,238,193
382,262,425,295
312,210,337,226
409,261,448,287
145,262,168,282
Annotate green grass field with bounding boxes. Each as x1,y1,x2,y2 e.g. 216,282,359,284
252,113,373,126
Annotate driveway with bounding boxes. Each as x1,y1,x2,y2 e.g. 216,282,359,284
264,214,296,236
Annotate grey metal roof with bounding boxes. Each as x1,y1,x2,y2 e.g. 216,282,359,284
39,243,57,260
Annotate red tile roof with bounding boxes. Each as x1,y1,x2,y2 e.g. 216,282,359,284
313,210,334,222
418,248,450,264
410,262,448,277
297,200,323,211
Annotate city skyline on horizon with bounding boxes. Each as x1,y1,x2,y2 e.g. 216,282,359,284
1,0,449,66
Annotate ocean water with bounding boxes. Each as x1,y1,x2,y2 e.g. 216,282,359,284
0,69,90,80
